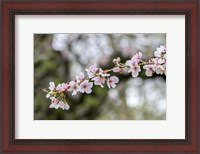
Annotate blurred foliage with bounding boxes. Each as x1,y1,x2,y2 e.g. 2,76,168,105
34,34,166,120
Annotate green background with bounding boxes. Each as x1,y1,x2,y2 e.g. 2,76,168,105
34,34,166,120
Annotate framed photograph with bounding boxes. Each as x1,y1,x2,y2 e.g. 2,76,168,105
1,0,199,153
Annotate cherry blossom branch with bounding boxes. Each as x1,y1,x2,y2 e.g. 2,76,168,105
43,45,166,110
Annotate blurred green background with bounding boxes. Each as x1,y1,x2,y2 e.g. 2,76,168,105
34,34,166,120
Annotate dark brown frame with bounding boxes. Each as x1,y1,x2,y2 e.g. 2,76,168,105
1,0,199,153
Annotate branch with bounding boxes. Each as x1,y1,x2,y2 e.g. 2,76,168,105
43,45,166,110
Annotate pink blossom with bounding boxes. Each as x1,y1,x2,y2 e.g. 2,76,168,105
49,100,70,110
61,83,68,91
113,67,121,72
113,57,121,63
58,101,70,110
151,57,165,65
76,72,85,83
125,52,142,67
79,80,93,94
155,65,164,75
92,76,105,88
154,45,166,58
143,65,155,76
128,65,141,77
132,52,142,62
56,83,67,92
49,82,55,91
125,54,142,77
50,97,59,103
125,59,136,67
158,58,165,64
68,81,79,95
58,101,65,110
85,63,98,78
49,97,59,109
107,76,119,89
150,57,165,75
49,102,60,109
56,84,62,92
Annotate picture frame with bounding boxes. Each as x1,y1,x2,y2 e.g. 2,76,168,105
1,0,199,153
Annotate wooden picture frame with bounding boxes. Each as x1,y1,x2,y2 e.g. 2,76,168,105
1,0,199,153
